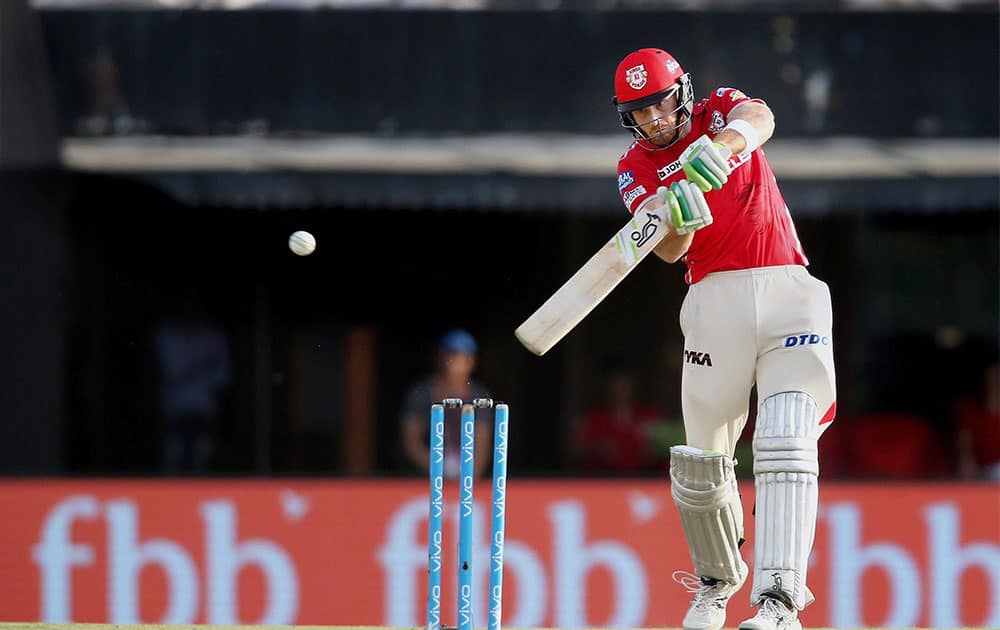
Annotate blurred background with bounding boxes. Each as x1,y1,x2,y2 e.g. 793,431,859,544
0,0,997,627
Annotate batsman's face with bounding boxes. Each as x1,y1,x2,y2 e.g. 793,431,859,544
441,351,476,379
631,90,688,147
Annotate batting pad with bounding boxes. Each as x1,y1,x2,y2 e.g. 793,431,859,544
669,445,746,584
751,391,820,610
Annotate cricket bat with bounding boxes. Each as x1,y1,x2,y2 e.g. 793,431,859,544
515,204,671,356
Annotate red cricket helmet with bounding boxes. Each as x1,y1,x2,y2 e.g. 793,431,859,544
613,48,694,150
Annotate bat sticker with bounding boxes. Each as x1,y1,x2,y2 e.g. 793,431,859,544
631,210,662,247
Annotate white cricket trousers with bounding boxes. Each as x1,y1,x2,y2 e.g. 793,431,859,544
679,265,837,456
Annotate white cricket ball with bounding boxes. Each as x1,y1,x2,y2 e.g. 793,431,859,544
288,230,316,256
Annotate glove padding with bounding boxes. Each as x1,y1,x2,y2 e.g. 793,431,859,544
658,180,713,235
680,135,733,192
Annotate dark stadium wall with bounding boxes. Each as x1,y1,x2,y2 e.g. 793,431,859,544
0,1,68,474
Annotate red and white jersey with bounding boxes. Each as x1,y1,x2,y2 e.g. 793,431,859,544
616,87,808,285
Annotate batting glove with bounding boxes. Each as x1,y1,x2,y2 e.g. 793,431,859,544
658,181,713,235
680,135,733,193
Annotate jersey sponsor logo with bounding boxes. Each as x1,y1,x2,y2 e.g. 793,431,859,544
622,184,647,207
709,110,725,134
618,170,635,190
784,333,830,347
656,159,683,180
625,64,648,90
684,350,713,366
727,151,752,169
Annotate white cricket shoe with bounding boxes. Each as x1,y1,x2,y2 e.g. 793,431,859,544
738,594,803,630
673,561,748,630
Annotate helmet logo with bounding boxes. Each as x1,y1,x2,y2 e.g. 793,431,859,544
625,64,648,90
665,58,679,72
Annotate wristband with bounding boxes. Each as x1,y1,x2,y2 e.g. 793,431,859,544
723,118,760,153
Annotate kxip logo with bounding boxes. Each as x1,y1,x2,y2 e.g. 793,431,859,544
709,110,725,134
625,64,648,90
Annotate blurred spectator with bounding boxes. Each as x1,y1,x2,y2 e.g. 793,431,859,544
955,361,1000,481
837,410,951,479
153,291,232,475
570,359,673,476
399,329,492,478
833,331,958,479
77,47,145,136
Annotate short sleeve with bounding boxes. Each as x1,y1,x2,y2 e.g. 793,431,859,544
709,87,763,117
617,153,660,215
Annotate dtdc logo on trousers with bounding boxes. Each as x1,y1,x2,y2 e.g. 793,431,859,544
784,333,830,347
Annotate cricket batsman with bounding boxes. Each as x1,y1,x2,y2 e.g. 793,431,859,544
612,48,837,629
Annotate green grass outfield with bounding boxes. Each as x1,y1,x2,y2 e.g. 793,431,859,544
0,624,966,630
